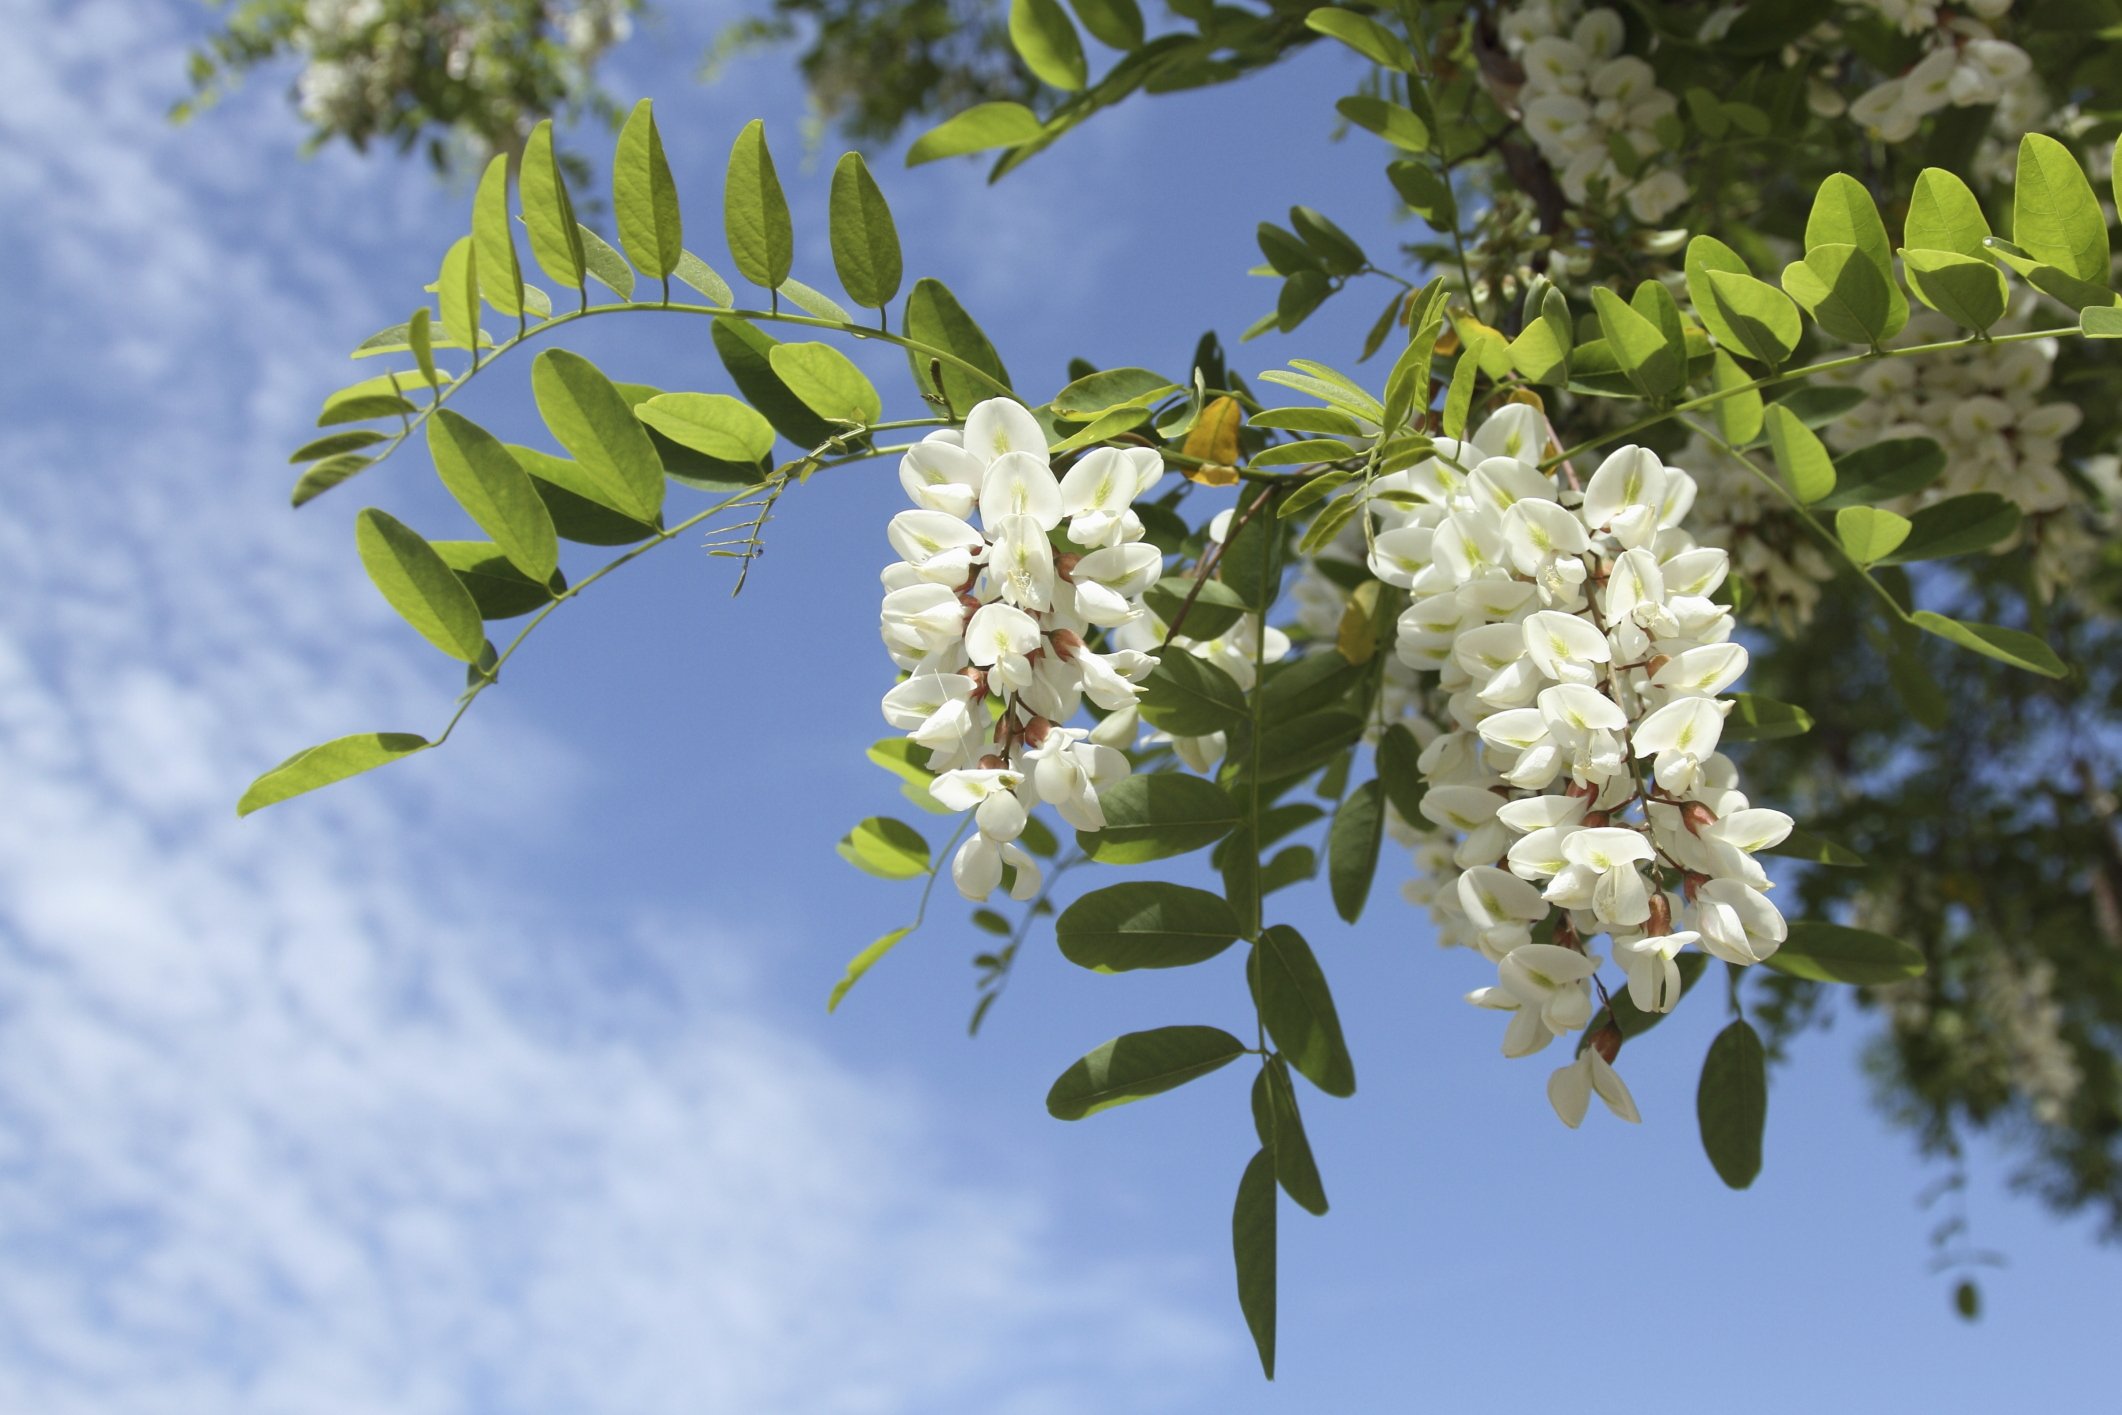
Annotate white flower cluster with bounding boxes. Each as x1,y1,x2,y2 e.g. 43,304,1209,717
879,398,1167,902
1501,3,1690,223
1833,1,2031,142
1363,406,1794,1127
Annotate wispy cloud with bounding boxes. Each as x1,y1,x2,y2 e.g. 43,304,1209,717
0,5,1224,1409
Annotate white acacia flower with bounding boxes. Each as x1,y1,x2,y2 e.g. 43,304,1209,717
1457,865,1551,959
1694,878,1786,965
887,509,987,585
898,437,983,518
1548,1048,1641,1127
1615,929,1697,1013
964,602,1043,692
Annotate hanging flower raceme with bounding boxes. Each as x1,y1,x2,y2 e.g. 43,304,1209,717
879,398,1166,901
1370,405,1795,1128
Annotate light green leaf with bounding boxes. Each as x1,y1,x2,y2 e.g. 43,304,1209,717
1834,505,1913,567
778,277,853,324
1138,646,1249,736
1253,924,1355,1097
1233,1148,1277,1380
520,119,586,292
437,235,480,355
1905,167,1990,258
1591,286,1680,397
289,429,386,464
576,223,635,300
1763,403,1836,505
1010,0,1089,90
407,305,439,389
1804,172,1908,337
1764,922,1925,985
828,153,903,309
316,371,419,427
1697,1018,1766,1190
2083,305,2122,338
1335,95,1429,152
826,926,916,1012
354,508,487,662
1046,1025,1246,1119
635,392,778,463
2014,132,2109,284
1076,773,1241,863
1052,366,1178,417
426,410,559,582
902,277,1013,413
471,153,524,318
1782,243,1895,345
836,816,931,879
1721,693,1814,742
768,342,884,425
238,732,431,817
614,98,683,281
531,349,665,522
674,250,734,306
1326,778,1384,924
1909,611,2067,677
1881,492,2020,563
290,453,377,506
1684,235,1752,354
725,118,794,292
1055,881,1243,972
906,102,1045,166
1708,349,1764,446
1304,6,1414,68
1983,238,2117,312
1899,248,2008,332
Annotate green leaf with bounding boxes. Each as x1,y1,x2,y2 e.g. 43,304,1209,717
1387,159,1455,225
1697,1018,1767,1190
1053,366,1178,418
426,413,559,585
1814,436,1945,509
354,508,487,662
725,119,794,292
431,540,560,619
1233,1148,1277,1380
1257,221,1322,276
2013,132,2109,284
1068,0,1143,47
574,222,635,300
711,316,837,447
1909,611,2067,677
777,277,853,324
905,102,1045,166
634,393,778,465
827,152,903,309
1708,349,1764,446
1335,95,1429,152
1765,827,1866,868
1253,925,1354,1097
513,446,660,544
1905,167,1990,258
316,372,420,427
826,926,915,1012
287,453,374,507
2082,306,2122,338
1982,239,2117,312
290,430,386,465
1591,286,1680,397
1252,1060,1328,1216
531,349,665,523
237,731,431,816
1762,403,1835,505
1375,723,1426,825
1010,0,1089,90
902,278,1013,415
614,98,683,282
1078,774,1241,863
836,816,932,879
1882,492,2020,563
673,250,734,306
1834,505,1913,567
520,119,587,292
1684,235,1751,354
1144,576,1246,640
1783,243,1896,345
471,153,524,318
1289,206,1366,277
1046,1025,1247,1119
1764,922,1926,985
1804,172,1908,337
1304,6,1414,69
1899,248,2007,332
1251,438,1355,469
767,342,884,425
1055,881,1244,972
436,235,480,356
1721,693,1814,741
406,305,440,390
1326,778,1384,925
1138,649,1249,736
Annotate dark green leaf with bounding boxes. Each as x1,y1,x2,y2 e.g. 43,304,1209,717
1881,492,2020,564
1304,7,1413,69
1045,1025,1247,1118
1055,881,1243,971
902,277,1013,415
1764,827,1866,867
1764,922,1925,984
711,316,837,447
1722,693,1814,742
1233,1148,1277,1380
1698,1018,1767,1189
1900,248,2008,331
1814,436,1945,509
1253,924,1354,1097
1326,778,1383,924
1069,0,1143,48
1375,723,1426,825
1145,575,1246,639
513,445,660,545
1077,773,1241,863
1252,1060,1328,1215
1138,650,1249,736
431,540,560,619
1909,611,2067,678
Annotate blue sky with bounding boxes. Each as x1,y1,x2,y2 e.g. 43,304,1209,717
0,0,2114,1409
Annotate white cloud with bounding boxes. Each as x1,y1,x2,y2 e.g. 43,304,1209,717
0,5,1225,1409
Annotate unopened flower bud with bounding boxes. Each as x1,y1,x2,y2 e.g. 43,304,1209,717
957,666,990,699
1646,892,1671,936
1682,870,1708,902
1581,811,1610,829
978,754,1008,771
1022,716,1053,748
1049,628,1084,662
1645,653,1671,678
1054,552,1082,581
1590,1025,1623,1065
1681,801,1717,836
